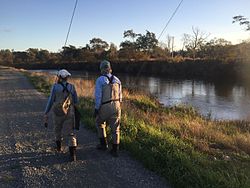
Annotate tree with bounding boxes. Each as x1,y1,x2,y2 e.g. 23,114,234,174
166,35,175,58
37,49,50,63
120,30,138,57
123,29,137,42
181,33,190,51
119,30,139,60
107,43,118,61
13,51,28,63
119,30,159,60
199,38,232,59
136,30,158,53
119,40,137,60
151,46,169,59
233,15,250,31
26,48,39,62
183,27,209,59
0,49,13,64
61,45,78,62
89,38,109,53
80,45,96,62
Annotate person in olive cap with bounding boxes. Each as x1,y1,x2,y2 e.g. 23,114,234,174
44,69,78,161
94,60,122,157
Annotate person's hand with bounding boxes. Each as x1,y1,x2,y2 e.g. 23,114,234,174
93,109,99,118
44,114,48,128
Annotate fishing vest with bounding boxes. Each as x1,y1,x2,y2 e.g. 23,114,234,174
99,75,121,120
53,83,74,117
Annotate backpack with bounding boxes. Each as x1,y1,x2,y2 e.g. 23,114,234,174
53,83,73,116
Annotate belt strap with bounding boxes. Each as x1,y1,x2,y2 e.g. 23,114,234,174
102,99,120,105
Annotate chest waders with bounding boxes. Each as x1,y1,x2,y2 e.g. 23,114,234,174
53,83,77,161
99,75,121,120
96,75,121,157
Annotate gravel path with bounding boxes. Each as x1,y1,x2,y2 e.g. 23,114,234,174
0,66,170,188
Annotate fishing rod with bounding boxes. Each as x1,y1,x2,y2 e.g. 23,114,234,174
64,0,78,47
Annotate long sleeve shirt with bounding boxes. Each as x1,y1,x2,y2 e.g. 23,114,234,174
94,73,122,110
44,82,78,114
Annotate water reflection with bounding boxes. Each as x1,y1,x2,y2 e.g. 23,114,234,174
119,75,250,120
30,70,250,120
129,77,250,121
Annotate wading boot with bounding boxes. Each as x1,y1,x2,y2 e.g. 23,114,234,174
69,134,77,161
96,137,108,151
56,140,62,152
110,144,119,157
69,146,77,161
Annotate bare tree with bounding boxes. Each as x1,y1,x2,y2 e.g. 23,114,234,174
166,35,172,50
166,35,175,58
181,33,190,51
184,27,210,59
171,36,174,58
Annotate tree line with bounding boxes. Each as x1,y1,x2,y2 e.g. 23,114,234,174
0,27,250,65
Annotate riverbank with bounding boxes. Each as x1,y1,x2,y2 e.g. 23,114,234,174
8,59,250,82
24,70,250,188
0,66,169,187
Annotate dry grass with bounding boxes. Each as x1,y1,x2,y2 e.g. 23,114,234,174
24,70,250,188
26,71,250,156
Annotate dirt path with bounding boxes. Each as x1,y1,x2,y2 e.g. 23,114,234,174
0,66,170,188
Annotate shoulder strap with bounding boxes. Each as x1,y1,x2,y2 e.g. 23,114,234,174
59,82,69,93
102,75,114,84
59,83,72,100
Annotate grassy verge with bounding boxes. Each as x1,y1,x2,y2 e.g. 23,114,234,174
24,71,250,188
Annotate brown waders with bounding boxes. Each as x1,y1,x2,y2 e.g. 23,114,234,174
52,87,77,161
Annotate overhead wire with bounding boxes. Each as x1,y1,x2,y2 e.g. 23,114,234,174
64,0,78,47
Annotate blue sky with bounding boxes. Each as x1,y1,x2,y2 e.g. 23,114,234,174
1,0,250,52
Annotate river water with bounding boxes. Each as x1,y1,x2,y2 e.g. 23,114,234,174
32,70,250,121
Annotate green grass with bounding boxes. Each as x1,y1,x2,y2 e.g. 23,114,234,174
23,72,52,95
0,174,16,183
24,71,250,188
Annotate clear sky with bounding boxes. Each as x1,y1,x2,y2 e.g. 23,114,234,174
1,0,250,52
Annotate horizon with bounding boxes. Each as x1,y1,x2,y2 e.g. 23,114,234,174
1,0,250,52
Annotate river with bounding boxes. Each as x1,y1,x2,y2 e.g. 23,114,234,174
31,70,250,121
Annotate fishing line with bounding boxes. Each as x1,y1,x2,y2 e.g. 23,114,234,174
135,0,184,80
64,0,78,47
157,0,184,40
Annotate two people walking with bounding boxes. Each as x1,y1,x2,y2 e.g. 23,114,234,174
44,60,122,161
